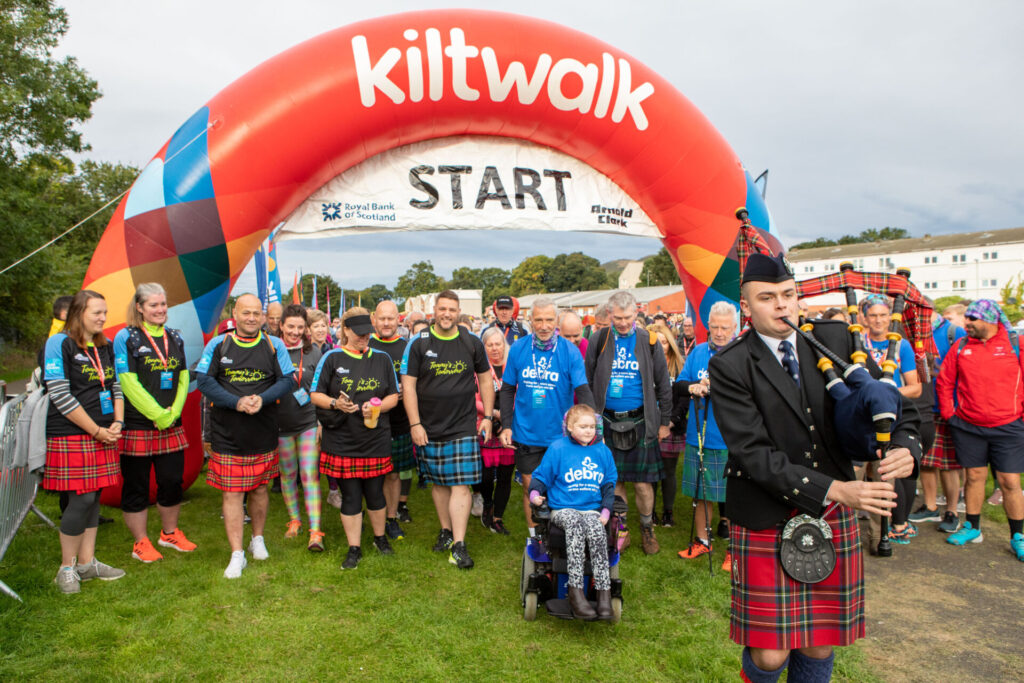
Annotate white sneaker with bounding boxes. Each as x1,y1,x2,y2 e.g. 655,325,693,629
471,493,484,517
249,535,269,560
327,488,343,510
224,551,247,579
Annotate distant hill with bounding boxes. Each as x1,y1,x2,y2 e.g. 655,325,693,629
601,255,657,279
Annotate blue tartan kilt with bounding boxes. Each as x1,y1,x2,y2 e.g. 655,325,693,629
416,435,482,486
680,444,728,502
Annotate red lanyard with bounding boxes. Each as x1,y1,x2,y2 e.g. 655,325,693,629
142,326,171,370
86,345,107,390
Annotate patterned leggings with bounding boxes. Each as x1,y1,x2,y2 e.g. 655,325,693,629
278,428,321,531
551,508,610,590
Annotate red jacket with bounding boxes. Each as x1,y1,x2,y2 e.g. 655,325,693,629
936,326,1024,427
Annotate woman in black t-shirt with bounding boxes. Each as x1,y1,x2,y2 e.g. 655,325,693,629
311,308,399,570
42,290,126,593
276,304,324,551
114,282,194,564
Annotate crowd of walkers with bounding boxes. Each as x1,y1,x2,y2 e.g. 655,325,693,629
35,278,1023,668
31,261,1024,681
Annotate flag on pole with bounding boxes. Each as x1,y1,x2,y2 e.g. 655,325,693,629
255,240,269,310
340,289,345,316
291,271,300,304
312,275,319,309
326,283,331,320
266,239,282,304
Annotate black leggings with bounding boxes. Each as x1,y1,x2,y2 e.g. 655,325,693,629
336,475,386,516
480,464,515,517
658,456,678,513
893,477,918,526
120,450,185,513
60,491,100,536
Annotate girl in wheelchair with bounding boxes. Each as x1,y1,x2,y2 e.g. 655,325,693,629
528,404,618,620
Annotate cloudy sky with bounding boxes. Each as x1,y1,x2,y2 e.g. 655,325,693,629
56,1,1024,293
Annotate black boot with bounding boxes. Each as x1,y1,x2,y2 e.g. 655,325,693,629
595,589,613,620
481,505,494,531
568,586,597,621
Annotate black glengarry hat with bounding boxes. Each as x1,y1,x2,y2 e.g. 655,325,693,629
742,252,795,284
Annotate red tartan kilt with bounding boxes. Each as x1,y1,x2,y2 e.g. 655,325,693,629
320,453,393,479
43,435,122,494
921,416,961,470
120,426,189,457
730,505,865,650
207,450,278,492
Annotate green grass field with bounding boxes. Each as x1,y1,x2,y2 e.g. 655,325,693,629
0,476,879,681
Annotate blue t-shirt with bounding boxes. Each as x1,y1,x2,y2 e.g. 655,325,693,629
931,320,967,413
529,435,618,512
932,320,967,364
866,337,916,388
604,332,644,411
502,335,588,447
677,342,727,450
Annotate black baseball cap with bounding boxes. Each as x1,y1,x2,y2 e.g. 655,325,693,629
495,295,514,309
345,314,374,336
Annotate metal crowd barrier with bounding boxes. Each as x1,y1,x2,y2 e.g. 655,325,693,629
0,388,56,602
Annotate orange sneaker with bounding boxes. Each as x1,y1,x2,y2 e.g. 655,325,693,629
158,528,197,553
308,530,325,553
132,537,163,563
285,519,302,538
677,539,712,559
722,552,732,573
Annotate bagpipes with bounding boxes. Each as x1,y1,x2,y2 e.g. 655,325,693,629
736,209,934,556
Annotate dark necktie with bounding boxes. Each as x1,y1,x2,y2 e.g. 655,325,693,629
779,340,800,387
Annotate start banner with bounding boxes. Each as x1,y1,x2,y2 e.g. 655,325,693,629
277,135,659,240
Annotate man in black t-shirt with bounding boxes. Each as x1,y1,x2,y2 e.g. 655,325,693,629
369,299,415,536
402,291,494,569
197,294,294,579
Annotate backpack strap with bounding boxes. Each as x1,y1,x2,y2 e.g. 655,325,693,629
946,321,956,346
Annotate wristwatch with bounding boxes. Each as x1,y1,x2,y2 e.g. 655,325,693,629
482,415,493,421
330,399,337,410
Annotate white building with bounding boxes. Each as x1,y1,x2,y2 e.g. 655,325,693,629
403,289,482,318
617,260,644,289
787,226,1024,305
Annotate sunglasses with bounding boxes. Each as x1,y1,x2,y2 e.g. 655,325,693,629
965,315,980,321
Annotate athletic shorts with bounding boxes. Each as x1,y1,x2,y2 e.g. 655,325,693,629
513,443,546,476
948,415,1024,473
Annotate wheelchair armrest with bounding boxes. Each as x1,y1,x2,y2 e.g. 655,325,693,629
531,501,551,524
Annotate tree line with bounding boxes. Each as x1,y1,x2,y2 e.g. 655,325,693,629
0,1,137,363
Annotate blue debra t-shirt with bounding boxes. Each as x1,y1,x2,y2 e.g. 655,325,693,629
677,342,727,450
604,333,644,412
866,337,916,388
530,436,617,512
502,335,588,447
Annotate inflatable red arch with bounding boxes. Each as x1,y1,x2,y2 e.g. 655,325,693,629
83,10,778,504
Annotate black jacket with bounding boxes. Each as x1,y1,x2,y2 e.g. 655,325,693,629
709,320,922,530
585,326,672,436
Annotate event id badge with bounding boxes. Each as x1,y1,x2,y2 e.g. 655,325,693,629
159,371,174,390
99,390,114,415
609,377,624,399
292,387,310,406
531,387,547,409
